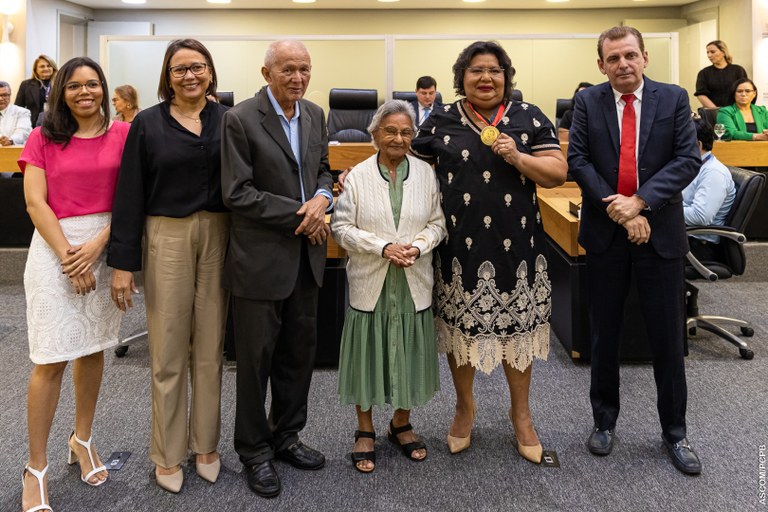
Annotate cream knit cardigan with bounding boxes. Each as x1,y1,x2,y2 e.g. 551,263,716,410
330,154,446,312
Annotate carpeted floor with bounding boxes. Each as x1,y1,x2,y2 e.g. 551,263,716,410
0,246,766,512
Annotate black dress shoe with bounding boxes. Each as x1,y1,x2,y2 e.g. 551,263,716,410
245,460,281,498
662,436,702,475
586,427,615,455
275,441,326,470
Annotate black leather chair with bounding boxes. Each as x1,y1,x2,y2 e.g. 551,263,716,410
510,89,523,101
555,98,573,129
327,88,378,142
392,90,443,105
0,177,35,246
216,91,234,108
698,107,720,129
685,166,766,359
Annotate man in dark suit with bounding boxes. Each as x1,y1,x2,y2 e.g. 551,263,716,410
410,75,440,126
221,40,333,498
568,26,703,475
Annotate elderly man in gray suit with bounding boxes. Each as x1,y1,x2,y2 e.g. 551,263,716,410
221,40,333,499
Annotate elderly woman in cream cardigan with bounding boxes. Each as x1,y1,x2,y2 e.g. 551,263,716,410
331,99,446,474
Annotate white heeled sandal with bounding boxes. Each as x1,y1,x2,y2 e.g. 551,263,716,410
67,432,108,486
22,464,53,512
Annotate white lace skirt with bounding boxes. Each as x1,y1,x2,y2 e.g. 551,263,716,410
24,213,120,364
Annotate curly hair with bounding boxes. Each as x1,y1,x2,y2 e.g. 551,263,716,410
451,41,516,101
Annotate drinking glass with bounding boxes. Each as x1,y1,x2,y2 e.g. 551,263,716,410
714,123,725,141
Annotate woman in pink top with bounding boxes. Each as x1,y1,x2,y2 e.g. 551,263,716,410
18,57,129,512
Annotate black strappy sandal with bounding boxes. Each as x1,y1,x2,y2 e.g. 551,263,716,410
350,430,376,473
387,420,427,462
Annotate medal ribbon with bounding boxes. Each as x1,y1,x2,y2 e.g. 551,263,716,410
466,101,505,128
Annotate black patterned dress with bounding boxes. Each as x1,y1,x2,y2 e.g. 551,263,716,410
411,99,559,374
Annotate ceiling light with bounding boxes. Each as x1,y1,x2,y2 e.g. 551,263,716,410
378,0,401,3
545,0,570,3
207,0,232,3
293,0,317,3
121,0,146,4
462,0,486,3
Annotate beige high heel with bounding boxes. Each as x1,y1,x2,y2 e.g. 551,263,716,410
446,403,477,454
508,408,543,464
67,432,108,486
155,466,183,493
195,453,221,483
22,464,52,512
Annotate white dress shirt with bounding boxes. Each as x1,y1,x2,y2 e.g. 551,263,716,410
0,104,32,145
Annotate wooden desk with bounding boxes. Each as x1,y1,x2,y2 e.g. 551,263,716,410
325,214,346,259
328,142,375,170
560,140,768,168
712,140,768,168
0,146,23,173
537,182,584,257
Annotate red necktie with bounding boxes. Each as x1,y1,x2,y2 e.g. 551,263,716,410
617,94,637,196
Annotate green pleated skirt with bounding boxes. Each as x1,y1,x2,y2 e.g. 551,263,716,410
337,264,440,411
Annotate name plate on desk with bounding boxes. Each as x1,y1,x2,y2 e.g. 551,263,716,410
568,201,580,219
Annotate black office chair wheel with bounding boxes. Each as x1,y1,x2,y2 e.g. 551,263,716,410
114,345,129,358
739,348,754,360
688,327,696,336
740,326,754,337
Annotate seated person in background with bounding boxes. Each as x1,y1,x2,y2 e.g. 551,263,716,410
410,75,441,126
684,114,736,262
557,81,592,142
0,81,32,146
112,84,140,123
716,78,768,141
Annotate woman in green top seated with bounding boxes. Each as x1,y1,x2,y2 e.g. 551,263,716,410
330,99,446,473
717,78,768,141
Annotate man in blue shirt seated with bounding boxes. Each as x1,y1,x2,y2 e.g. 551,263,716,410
683,114,736,262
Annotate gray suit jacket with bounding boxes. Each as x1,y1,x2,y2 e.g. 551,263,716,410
221,86,333,300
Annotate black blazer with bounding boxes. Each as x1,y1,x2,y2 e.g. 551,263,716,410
220,87,333,300
567,77,700,258
14,79,46,127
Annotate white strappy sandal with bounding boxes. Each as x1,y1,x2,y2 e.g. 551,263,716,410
22,464,53,512
67,432,108,486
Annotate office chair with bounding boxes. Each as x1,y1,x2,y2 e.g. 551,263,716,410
555,98,573,129
685,166,766,359
392,91,443,105
327,88,378,142
697,107,720,129
510,89,523,101
216,91,234,107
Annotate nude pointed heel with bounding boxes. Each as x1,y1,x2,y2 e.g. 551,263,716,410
67,432,108,486
447,403,477,454
508,408,543,464
196,453,221,483
155,466,183,493
22,464,53,512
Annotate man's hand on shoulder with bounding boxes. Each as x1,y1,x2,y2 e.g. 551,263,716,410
603,194,646,224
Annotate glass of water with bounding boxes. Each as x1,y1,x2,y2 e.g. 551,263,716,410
714,123,726,141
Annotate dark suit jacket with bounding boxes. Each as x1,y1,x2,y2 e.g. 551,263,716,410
14,79,45,127
221,86,332,301
409,100,442,125
567,77,700,258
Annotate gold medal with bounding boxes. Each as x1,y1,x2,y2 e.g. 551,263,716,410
480,125,500,146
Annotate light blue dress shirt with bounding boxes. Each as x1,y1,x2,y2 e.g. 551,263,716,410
682,152,736,243
266,87,333,210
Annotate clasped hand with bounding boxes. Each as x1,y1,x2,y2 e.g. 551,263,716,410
295,195,330,245
61,238,107,295
603,194,644,225
384,243,419,268
491,134,520,166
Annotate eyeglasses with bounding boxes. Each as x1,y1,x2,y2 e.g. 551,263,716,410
277,66,311,78
379,126,415,139
169,62,208,78
64,80,102,93
0,93,10,98
465,67,505,77
735,89,755,94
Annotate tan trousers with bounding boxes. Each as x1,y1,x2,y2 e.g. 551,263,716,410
143,211,230,468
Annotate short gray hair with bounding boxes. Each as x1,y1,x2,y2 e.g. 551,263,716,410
367,100,417,147
0,81,10,92
264,40,309,68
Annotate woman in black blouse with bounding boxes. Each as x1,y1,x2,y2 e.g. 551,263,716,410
14,55,57,126
694,40,747,108
107,39,229,494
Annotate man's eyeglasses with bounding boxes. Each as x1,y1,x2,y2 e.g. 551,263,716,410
169,62,208,78
277,66,311,78
64,80,102,93
379,126,415,139
0,93,10,98
465,67,505,77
